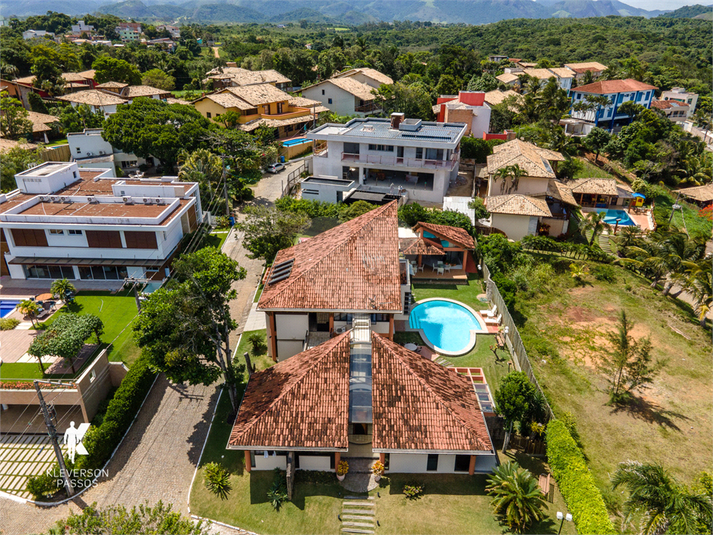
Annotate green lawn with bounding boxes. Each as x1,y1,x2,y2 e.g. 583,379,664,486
514,257,711,491
573,157,616,179
43,138,68,148
0,362,43,381
235,329,273,379
205,230,230,251
41,290,141,367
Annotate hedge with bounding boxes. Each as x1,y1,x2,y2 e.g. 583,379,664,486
76,355,156,470
546,420,616,535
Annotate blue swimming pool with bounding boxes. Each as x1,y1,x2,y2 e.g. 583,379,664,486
409,299,485,355
0,300,20,318
594,209,636,226
282,138,309,147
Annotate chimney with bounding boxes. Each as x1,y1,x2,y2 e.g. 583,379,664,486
390,112,405,130
226,61,237,68
505,129,517,141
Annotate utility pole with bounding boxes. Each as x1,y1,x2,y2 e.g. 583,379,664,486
34,381,74,498
223,165,231,217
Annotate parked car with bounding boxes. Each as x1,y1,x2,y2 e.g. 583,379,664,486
266,162,286,173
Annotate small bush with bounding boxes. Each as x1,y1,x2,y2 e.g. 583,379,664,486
403,484,424,500
593,264,617,282
204,462,231,500
26,472,61,501
0,317,20,330
267,468,288,511
546,420,616,534
247,332,267,355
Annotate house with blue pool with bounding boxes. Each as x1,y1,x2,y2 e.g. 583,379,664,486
569,78,658,131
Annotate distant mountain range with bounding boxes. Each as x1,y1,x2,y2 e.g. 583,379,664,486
659,3,713,19
5,0,709,24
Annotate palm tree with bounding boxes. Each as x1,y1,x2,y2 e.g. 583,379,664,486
179,148,224,197
580,211,607,245
18,299,40,328
50,278,76,302
612,460,713,535
494,164,529,195
486,461,547,533
682,259,712,328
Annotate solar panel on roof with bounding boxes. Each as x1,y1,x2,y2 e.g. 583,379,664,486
268,272,291,285
268,258,294,285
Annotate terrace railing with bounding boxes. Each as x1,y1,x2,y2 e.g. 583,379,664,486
483,263,555,422
281,160,308,198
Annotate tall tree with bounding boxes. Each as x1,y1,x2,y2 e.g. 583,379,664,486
103,99,211,172
141,68,176,91
493,371,536,451
133,248,247,412
92,56,141,85
612,461,712,535
0,91,32,139
0,146,42,193
583,127,611,162
238,206,310,263
598,310,665,404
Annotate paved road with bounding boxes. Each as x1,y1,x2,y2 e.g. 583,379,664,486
0,168,292,535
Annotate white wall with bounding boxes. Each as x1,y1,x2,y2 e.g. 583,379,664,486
387,454,462,474
68,133,113,159
276,340,305,362
302,83,357,116
254,453,287,471
490,213,537,241
372,321,390,334
471,107,492,138
299,455,331,471
487,176,550,197
275,313,309,340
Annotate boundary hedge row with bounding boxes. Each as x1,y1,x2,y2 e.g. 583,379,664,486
546,420,616,535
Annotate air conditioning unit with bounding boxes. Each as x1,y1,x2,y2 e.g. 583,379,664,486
86,152,93,156
39,196,49,202
88,196,99,204
51,196,61,203
60,196,69,203
98,150,105,155
335,326,346,334
143,198,152,204
154,198,161,204
123,196,133,204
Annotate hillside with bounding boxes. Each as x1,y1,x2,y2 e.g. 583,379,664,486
659,3,713,18
16,0,666,23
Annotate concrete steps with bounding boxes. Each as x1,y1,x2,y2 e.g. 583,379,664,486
342,508,375,515
341,529,374,534
340,490,376,533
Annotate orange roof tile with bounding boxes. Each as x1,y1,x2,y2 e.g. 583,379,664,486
371,333,493,453
413,222,475,249
400,236,444,256
257,202,401,312
228,333,351,449
574,78,657,95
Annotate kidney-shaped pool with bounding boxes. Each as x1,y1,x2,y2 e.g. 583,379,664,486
408,298,485,356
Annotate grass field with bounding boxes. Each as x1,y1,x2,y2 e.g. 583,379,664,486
42,290,141,367
0,362,43,380
205,230,230,251
574,157,617,179
514,256,711,493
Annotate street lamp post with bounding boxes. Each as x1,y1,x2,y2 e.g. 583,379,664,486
557,511,573,535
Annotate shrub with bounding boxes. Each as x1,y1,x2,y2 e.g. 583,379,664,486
403,484,424,500
0,317,20,330
593,264,617,282
461,136,493,163
78,355,156,470
267,468,288,511
491,273,517,309
26,471,61,501
398,202,430,227
204,462,231,500
247,332,267,355
546,420,616,535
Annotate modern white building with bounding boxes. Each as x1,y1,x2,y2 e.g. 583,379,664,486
0,162,202,282
569,79,657,131
67,129,149,175
71,21,95,34
22,30,55,40
306,114,467,204
660,87,698,118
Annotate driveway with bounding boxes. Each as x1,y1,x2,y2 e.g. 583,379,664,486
0,166,294,535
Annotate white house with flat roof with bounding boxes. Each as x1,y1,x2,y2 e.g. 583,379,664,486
0,162,202,282
67,129,149,175
306,114,467,204
661,87,698,119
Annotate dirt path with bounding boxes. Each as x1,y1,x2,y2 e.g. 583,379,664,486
212,47,220,59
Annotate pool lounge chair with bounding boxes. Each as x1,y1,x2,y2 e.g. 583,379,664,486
484,314,502,325
479,304,497,317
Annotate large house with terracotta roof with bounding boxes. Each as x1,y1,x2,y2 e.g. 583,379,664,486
569,78,657,130
0,161,202,282
258,202,410,361
301,68,393,116
228,330,496,475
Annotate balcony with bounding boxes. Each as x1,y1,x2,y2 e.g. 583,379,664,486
355,101,381,113
341,151,460,171
261,106,313,121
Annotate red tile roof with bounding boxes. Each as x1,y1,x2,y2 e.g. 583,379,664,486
651,100,688,110
371,333,493,453
228,332,351,450
413,222,475,249
257,202,401,312
574,78,657,95
399,237,444,256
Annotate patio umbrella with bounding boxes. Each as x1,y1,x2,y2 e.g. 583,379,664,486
632,193,646,199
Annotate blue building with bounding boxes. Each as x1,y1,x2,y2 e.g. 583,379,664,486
569,79,658,131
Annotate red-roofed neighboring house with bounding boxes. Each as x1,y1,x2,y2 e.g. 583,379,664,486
651,99,690,123
569,78,658,131
404,222,478,277
227,330,496,476
433,91,491,137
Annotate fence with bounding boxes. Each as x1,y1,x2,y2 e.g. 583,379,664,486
482,263,556,422
281,160,308,198
38,144,71,162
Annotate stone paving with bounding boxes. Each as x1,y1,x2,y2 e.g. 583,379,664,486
0,435,65,500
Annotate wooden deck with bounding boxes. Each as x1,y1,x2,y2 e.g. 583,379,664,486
411,268,468,283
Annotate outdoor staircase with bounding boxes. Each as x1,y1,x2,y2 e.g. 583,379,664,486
598,232,614,256
340,495,377,534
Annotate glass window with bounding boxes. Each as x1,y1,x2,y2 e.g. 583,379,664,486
79,266,93,279
206,112,211,118
67,230,82,235
426,454,438,471
321,89,325,95
335,313,353,322
425,148,444,160
75,147,81,153
328,98,332,104
49,229,64,235
370,313,388,323
91,265,105,279
415,147,423,159
454,455,471,472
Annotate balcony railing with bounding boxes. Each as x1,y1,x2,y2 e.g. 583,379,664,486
261,106,313,120
340,151,460,170
355,102,381,113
